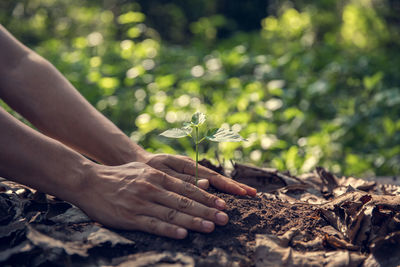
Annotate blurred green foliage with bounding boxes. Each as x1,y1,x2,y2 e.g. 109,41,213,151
1,0,400,177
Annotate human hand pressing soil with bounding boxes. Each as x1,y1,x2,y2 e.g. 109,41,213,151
76,161,232,239
143,153,257,197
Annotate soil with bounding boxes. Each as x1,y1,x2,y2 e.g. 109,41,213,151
1,161,400,267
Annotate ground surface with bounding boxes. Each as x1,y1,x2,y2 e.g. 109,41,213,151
1,161,400,266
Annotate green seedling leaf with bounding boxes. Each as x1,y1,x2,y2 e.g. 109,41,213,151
206,128,219,137
183,122,193,128
191,112,206,126
181,125,193,136
160,111,246,186
160,128,191,138
206,128,246,142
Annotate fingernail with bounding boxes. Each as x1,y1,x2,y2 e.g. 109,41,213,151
197,179,209,189
202,220,214,231
215,199,226,209
176,228,187,239
215,212,229,225
250,188,257,196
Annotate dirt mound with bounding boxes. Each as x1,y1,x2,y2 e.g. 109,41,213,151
1,162,400,266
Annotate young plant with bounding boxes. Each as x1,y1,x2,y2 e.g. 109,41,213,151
160,111,246,185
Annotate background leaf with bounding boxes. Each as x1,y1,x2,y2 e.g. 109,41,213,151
2,0,400,176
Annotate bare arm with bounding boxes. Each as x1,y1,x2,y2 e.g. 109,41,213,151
0,24,146,166
0,24,256,196
0,106,89,201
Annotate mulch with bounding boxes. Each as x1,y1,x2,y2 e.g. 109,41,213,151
1,160,400,266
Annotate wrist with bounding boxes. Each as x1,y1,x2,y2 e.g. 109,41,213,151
66,160,99,207
48,156,95,206
111,141,152,165
97,133,151,165
129,144,152,163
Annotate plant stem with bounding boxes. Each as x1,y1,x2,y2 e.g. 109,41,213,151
195,126,199,185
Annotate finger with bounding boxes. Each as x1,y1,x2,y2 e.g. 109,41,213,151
166,156,250,195
129,215,188,239
197,165,257,196
147,169,226,210
141,204,216,233
160,168,209,189
154,189,229,226
188,162,250,195
236,182,257,196
159,176,226,216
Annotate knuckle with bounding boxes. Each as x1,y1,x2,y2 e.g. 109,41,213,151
182,175,194,184
158,172,168,185
140,181,154,191
135,180,161,194
190,217,202,227
117,205,139,223
163,224,178,236
177,196,193,210
163,176,175,188
205,194,218,206
183,181,197,193
144,168,159,177
154,154,169,163
202,208,214,219
147,217,158,233
147,169,169,185
166,209,178,222
131,196,147,208
182,161,193,174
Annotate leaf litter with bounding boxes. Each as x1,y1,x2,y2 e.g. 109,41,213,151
1,162,400,266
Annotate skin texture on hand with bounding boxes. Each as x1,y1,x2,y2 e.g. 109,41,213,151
77,162,230,239
143,154,257,197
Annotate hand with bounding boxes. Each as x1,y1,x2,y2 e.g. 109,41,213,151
142,153,257,196
75,162,230,239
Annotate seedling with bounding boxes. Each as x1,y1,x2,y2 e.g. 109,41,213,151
160,112,246,185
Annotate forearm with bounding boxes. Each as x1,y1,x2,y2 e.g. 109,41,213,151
0,27,147,165
0,107,92,203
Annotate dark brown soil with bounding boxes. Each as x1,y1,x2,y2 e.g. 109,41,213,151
1,162,400,267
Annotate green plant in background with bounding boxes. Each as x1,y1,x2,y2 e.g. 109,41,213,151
160,112,246,184
2,0,400,177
